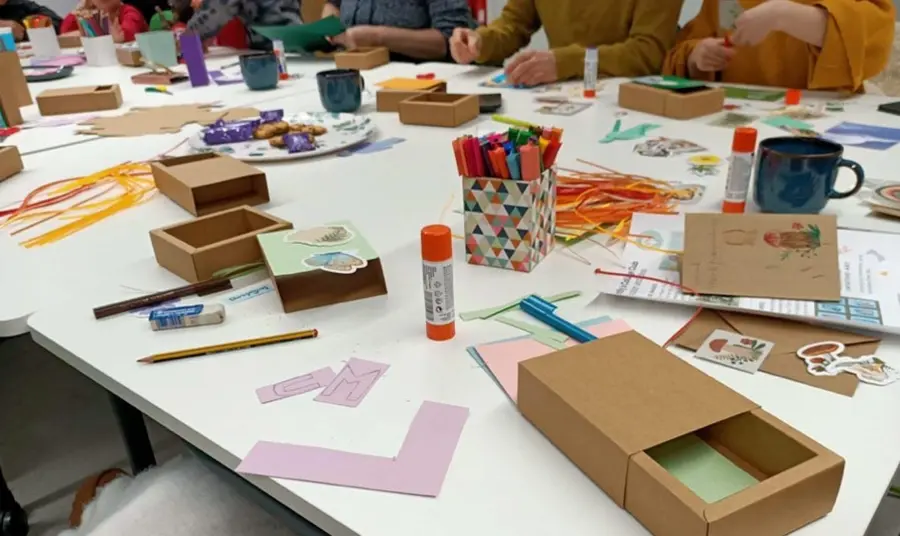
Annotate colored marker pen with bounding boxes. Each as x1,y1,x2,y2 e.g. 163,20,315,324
722,127,758,214
583,48,598,98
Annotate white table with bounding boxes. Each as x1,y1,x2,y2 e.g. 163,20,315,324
21,70,900,536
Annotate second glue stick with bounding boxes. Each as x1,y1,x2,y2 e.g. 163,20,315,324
722,127,758,214
583,48,598,98
421,224,455,341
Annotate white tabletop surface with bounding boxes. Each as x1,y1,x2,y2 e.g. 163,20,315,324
12,58,900,536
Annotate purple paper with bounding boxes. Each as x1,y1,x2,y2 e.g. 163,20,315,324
237,401,469,497
179,32,209,87
203,121,255,145
314,358,389,408
260,109,284,123
209,69,244,85
283,132,316,154
256,367,336,404
31,54,84,67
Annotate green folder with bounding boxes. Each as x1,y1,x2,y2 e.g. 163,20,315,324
253,16,346,53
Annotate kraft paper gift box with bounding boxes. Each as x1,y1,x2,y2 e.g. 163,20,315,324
462,168,556,272
619,79,724,120
0,146,23,182
398,93,479,127
334,47,389,70
151,154,269,216
518,330,844,536
36,85,122,115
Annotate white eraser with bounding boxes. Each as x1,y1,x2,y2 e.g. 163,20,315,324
149,303,226,331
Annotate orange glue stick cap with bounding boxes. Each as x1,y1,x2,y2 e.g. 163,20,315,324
731,127,758,153
785,89,801,106
420,224,455,341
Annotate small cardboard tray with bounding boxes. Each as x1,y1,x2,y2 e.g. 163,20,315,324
334,47,389,70
376,82,446,112
36,84,122,116
398,93,479,127
0,146,23,182
150,205,292,283
151,153,270,216
618,82,724,120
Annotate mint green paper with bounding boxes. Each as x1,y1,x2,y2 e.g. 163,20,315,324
762,115,814,131
648,435,758,503
722,86,786,102
633,75,707,90
136,31,177,67
257,221,377,277
253,16,345,52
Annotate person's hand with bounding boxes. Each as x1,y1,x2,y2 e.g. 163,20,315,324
730,0,789,47
505,50,557,86
108,14,124,42
449,27,480,64
0,20,25,40
688,37,735,72
328,26,382,50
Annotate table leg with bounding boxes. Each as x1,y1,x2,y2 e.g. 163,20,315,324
0,465,29,536
108,393,156,474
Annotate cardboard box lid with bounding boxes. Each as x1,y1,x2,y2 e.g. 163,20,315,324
161,154,263,187
520,331,758,455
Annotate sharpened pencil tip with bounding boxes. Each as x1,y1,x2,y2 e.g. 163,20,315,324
137,356,153,364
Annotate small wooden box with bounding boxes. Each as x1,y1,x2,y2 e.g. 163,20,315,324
334,47,389,70
151,206,292,283
58,34,82,48
0,84,23,127
0,146,23,182
376,82,447,112
117,47,143,66
151,153,270,216
36,85,122,116
618,82,724,120
398,93,479,127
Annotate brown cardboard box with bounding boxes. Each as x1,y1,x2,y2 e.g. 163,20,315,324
398,93,479,127
334,47,390,70
618,82,724,120
58,34,82,48
0,146,23,183
150,206,292,283
116,47,143,66
518,330,844,536
36,85,123,116
151,153,270,216
0,84,23,127
376,83,446,112
0,52,32,107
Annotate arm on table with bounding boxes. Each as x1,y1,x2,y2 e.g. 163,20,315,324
662,0,718,81
377,0,473,59
475,0,539,65
322,1,340,18
186,0,240,40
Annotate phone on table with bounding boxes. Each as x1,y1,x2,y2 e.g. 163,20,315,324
479,93,503,113
877,101,900,116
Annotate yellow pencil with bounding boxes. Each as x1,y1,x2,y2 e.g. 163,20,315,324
491,114,536,129
138,329,319,364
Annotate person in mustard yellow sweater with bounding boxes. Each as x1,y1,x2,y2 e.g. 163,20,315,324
448,0,684,87
663,0,895,92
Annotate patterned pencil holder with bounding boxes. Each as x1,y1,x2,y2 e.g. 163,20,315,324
462,168,556,272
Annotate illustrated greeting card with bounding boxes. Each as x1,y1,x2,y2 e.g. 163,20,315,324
694,329,773,374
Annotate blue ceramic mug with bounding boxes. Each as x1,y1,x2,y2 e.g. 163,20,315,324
316,68,365,113
240,52,279,91
753,137,865,214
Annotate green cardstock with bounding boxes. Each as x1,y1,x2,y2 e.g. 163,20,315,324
722,86,786,102
648,434,759,503
257,221,378,277
762,115,815,131
633,75,707,90
254,16,346,53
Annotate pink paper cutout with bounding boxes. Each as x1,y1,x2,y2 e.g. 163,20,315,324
314,358,389,408
256,367,337,404
237,401,469,497
476,319,632,401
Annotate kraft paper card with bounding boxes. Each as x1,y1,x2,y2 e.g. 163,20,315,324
673,309,881,396
78,104,260,137
682,214,840,301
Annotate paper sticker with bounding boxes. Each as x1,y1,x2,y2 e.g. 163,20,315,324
256,367,337,404
315,358,390,408
688,154,722,177
874,184,900,206
670,183,707,205
695,329,773,373
536,102,591,116
773,105,826,120
825,101,844,112
303,251,368,274
634,137,706,157
709,112,758,128
286,225,354,246
797,341,899,386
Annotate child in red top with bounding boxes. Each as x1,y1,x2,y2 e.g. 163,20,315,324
60,0,147,43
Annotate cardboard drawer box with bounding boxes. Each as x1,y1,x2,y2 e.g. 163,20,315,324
334,47,389,70
618,82,724,120
151,153,270,216
376,83,446,112
398,93,479,127
0,146,23,182
151,206,292,283
36,85,122,116
116,46,143,66
518,330,844,536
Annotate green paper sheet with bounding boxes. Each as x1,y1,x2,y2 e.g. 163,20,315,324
633,75,707,90
257,221,378,277
648,435,759,503
722,86,786,102
599,123,660,143
253,16,345,53
149,11,174,31
761,115,814,131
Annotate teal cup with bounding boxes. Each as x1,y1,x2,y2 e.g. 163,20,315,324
316,68,365,113
753,137,865,214
240,52,279,91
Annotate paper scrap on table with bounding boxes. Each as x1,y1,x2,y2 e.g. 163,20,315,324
209,69,244,85
694,329,774,374
682,213,841,301
797,341,899,386
314,358,389,408
536,102,591,116
256,366,336,404
709,112,758,128
633,137,706,158
823,122,900,151
761,115,814,131
599,122,660,143
459,290,581,321
721,86,784,102
237,401,469,497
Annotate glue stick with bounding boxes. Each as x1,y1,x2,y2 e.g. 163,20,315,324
722,127,758,214
583,48,598,99
273,39,289,80
421,224,455,341
785,89,801,106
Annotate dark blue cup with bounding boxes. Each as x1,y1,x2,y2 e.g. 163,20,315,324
753,137,865,214
240,52,278,90
316,68,365,113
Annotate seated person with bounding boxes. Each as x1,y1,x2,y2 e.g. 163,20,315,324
61,0,148,42
0,0,62,39
176,0,300,50
663,0,895,92
449,0,683,86
323,0,475,62
170,0,248,49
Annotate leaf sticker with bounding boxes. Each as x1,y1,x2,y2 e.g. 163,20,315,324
286,225,354,247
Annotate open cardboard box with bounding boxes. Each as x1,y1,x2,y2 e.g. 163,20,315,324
618,82,724,120
151,153,270,217
398,93,479,127
117,47,143,66
376,82,446,112
334,47,389,70
518,330,843,536
0,146,23,182
36,85,122,116
150,206,292,283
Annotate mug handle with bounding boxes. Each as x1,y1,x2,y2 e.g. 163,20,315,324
829,158,865,199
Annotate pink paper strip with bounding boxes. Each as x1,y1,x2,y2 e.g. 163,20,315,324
314,358,389,408
237,401,469,497
256,367,337,404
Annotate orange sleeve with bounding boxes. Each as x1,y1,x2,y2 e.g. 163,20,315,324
662,0,718,81
808,0,895,91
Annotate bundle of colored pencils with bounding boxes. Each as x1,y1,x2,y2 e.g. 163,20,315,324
452,125,563,180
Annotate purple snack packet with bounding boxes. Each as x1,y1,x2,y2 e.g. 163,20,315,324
283,132,316,153
203,121,255,145
260,109,284,123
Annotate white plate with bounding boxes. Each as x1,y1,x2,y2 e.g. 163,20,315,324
187,112,375,162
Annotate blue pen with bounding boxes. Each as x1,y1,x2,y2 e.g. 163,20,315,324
520,295,597,343
507,152,521,180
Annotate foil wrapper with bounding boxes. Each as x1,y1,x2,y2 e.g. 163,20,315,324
260,109,284,123
203,121,255,145
284,132,316,153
